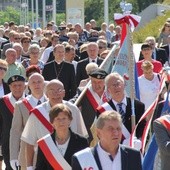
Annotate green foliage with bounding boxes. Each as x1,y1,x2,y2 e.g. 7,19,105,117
56,13,66,26
0,6,20,25
133,11,170,43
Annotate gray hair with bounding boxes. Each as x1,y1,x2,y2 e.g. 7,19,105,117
96,110,122,129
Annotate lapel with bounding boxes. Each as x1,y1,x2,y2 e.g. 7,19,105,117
120,145,128,170
91,146,102,170
108,100,116,110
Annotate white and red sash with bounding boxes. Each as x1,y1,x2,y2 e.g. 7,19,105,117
97,102,130,139
158,116,170,131
31,106,53,133
3,95,14,114
22,98,33,114
86,89,99,111
38,134,71,170
74,147,99,170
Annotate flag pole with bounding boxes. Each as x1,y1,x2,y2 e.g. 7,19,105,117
126,24,136,130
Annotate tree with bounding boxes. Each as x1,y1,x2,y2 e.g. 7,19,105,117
0,6,20,25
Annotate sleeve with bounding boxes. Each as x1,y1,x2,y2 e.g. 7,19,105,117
153,120,170,155
76,62,82,87
10,103,23,160
21,114,39,145
35,146,48,170
71,155,83,170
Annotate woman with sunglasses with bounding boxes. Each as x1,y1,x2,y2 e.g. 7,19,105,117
21,36,31,58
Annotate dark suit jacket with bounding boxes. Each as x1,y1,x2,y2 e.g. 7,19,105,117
76,57,103,86
2,80,10,95
97,97,146,138
42,60,77,100
161,44,169,57
0,96,13,168
70,88,98,143
2,42,13,59
35,130,89,170
72,145,142,170
139,48,168,66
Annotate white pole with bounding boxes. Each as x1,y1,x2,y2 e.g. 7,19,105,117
35,0,38,28
42,0,46,29
104,0,109,25
52,0,56,24
31,0,34,28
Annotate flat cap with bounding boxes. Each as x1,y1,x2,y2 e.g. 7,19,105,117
89,68,108,79
8,75,25,85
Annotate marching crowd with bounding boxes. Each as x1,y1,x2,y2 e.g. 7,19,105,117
0,18,170,170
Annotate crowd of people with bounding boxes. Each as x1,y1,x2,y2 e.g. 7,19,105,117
0,17,169,170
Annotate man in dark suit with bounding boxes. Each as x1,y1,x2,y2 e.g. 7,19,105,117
0,75,25,170
97,72,146,144
71,68,108,143
139,36,168,66
72,110,142,170
42,44,77,100
1,31,21,59
76,42,103,86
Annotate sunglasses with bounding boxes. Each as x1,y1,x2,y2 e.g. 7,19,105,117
0,66,7,71
99,46,105,49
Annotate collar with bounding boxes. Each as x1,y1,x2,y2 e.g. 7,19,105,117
111,96,127,106
97,142,121,158
31,94,46,104
89,58,97,63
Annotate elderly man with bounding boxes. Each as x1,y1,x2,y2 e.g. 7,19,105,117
3,48,26,82
97,72,146,148
10,73,47,170
72,110,142,170
71,68,108,143
42,44,77,100
0,75,25,170
21,79,87,170
76,42,103,86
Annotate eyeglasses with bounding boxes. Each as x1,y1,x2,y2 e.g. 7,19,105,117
31,51,39,54
23,41,30,43
14,38,21,40
99,46,106,49
48,88,64,94
0,66,7,71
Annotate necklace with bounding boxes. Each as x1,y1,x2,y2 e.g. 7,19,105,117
53,61,64,79
55,131,70,145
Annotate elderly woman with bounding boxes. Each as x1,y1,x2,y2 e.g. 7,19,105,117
21,36,31,58
138,60,160,110
0,59,10,97
21,44,44,72
35,103,88,169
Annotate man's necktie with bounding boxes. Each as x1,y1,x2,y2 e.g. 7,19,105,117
117,103,125,123
37,100,41,105
92,60,95,62
109,155,113,161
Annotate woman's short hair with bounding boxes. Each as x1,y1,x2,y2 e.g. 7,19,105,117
141,60,154,71
49,103,73,123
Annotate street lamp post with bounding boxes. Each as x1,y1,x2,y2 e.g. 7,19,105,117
104,0,109,25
